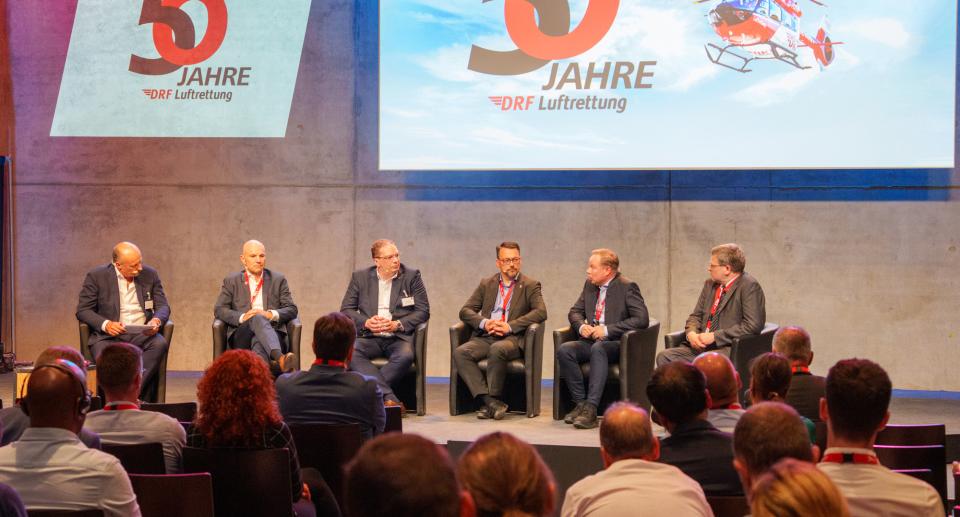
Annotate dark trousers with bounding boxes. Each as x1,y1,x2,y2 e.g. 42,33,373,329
556,339,620,407
231,314,284,363
655,343,729,366
349,336,413,403
92,331,168,401
453,334,521,398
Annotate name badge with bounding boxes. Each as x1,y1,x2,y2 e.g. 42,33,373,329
401,296,415,307
144,301,154,310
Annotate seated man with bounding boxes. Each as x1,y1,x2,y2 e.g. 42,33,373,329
732,402,816,501
817,359,941,516
0,346,100,449
557,248,649,430
692,352,744,433
76,241,170,401
277,312,386,439
561,402,711,517
214,239,298,374
772,326,825,421
748,352,816,442
340,239,429,409
453,241,547,420
0,359,140,516
647,362,743,496
657,243,765,366
83,343,186,473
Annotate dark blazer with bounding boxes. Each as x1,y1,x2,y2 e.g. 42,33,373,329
276,365,386,440
76,264,170,348
459,272,547,340
568,272,649,340
214,269,298,341
685,271,765,347
785,372,826,422
0,406,101,449
658,419,744,496
340,264,430,342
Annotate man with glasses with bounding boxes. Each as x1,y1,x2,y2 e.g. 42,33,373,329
453,242,547,420
340,239,430,410
656,243,765,366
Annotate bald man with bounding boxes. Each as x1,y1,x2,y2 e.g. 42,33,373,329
692,352,744,433
215,240,299,374
77,242,170,402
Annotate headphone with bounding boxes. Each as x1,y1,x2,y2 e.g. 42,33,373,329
21,359,92,417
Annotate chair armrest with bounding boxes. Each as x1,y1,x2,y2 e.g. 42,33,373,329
286,318,302,360
79,322,94,362
415,322,429,370
212,319,228,359
523,323,545,369
161,320,175,344
552,327,578,348
620,320,660,409
449,322,473,352
663,329,686,349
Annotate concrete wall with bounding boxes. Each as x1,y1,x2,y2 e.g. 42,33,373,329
6,1,960,391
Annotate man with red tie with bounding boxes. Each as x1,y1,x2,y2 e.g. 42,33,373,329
656,243,766,366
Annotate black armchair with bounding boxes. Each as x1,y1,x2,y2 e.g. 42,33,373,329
552,319,660,420
372,321,428,415
212,318,301,369
449,322,545,418
80,321,174,403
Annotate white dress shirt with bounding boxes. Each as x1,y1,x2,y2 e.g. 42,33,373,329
375,271,398,336
84,405,187,474
707,408,745,434
237,271,279,324
102,268,147,331
0,427,141,516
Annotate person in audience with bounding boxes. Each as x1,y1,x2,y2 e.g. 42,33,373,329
646,362,743,496
732,402,815,500
190,349,339,516
772,326,825,421
692,351,744,433
0,482,26,517
344,433,475,517
557,248,649,429
277,312,385,439
454,241,548,420
561,402,711,516
656,243,765,366
0,359,140,516
749,352,816,442
817,358,942,516
0,346,100,449
457,432,555,517
750,458,849,517
83,342,186,473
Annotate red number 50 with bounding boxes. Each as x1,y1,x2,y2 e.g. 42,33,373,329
129,0,228,76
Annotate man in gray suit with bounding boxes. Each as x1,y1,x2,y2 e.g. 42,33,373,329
657,243,765,366
557,248,650,429
214,240,298,374
772,326,825,422
453,242,547,420
340,239,430,409
76,241,170,401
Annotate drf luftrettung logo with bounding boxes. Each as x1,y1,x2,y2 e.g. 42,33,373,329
469,0,655,114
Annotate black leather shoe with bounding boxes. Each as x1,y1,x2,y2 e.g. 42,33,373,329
488,399,509,421
573,403,598,429
564,402,586,424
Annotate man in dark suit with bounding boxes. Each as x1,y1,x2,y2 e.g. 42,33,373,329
277,312,385,439
76,241,169,401
647,362,743,496
340,239,430,409
657,243,765,366
557,248,649,429
772,326,825,422
214,240,298,374
453,242,547,420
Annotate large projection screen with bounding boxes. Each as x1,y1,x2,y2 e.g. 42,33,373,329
379,0,957,170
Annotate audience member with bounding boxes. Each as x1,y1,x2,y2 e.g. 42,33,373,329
749,352,815,442
277,312,385,439
0,359,140,516
692,352,744,432
772,326,824,421
750,458,849,517
83,343,186,473
0,482,27,517
732,402,815,500
817,358,941,516
561,402,712,517
646,362,743,496
345,433,475,517
457,432,555,517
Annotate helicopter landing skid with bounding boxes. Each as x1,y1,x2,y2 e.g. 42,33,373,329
705,42,812,73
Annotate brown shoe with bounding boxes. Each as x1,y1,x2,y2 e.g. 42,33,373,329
385,399,407,418
278,353,297,373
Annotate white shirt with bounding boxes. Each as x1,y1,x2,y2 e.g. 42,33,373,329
83,405,187,474
561,458,712,517
237,271,279,323
0,427,141,516
375,271,397,336
708,408,745,434
818,447,942,517
103,268,146,332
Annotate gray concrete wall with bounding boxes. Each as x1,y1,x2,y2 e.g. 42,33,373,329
7,1,960,391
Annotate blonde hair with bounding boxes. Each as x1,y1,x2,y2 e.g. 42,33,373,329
457,432,555,517
590,248,619,271
751,458,849,517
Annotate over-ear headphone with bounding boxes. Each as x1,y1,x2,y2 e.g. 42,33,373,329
21,359,92,417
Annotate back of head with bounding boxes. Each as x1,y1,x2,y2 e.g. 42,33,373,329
825,358,891,443
96,342,142,393
24,359,89,429
733,402,813,478
646,362,708,425
692,352,739,407
457,432,554,517
772,327,813,365
751,353,792,402
312,312,356,361
750,458,849,517
599,402,656,461
35,347,85,370
346,433,462,517
195,350,281,446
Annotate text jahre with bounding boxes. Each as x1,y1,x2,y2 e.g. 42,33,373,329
541,61,656,90
176,66,252,87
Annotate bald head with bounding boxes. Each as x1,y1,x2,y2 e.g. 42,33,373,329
599,402,657,462
693,352,741,407
772,326,813,366
241,240,267,276
25,360,88,432
112,242,143,280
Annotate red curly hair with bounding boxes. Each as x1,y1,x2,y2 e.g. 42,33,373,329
194,349,282,447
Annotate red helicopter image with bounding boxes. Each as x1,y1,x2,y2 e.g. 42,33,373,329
697,0,840,73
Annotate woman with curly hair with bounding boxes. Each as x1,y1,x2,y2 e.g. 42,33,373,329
457,432,556,517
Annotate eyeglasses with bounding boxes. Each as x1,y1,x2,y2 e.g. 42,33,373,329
708,263,725,269
498,257,521,264
376,253,400,261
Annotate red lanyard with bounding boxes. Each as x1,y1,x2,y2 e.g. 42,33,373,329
792,365,811,374
244,271,264,306
103,403,139,411
706,277,737,330
594,287,608,323
821,453,879,465
313,358,347,368
718,403,742,410
497,280,516,322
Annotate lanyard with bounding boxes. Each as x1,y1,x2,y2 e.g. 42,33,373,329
821,453,879,465
791,365,811,374
313,358,347,368
244,271,264,306
594,288,607,323
103,402,139,411
718,403,742,410
497,279,516,322
706,277,737,330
